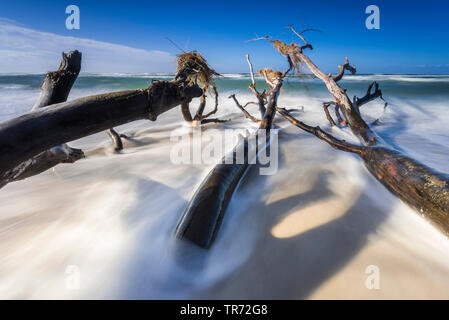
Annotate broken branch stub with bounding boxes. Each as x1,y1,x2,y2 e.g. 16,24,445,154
2,50,85,187
32,50,82,110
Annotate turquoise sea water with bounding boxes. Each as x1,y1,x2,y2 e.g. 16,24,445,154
1,73,448,121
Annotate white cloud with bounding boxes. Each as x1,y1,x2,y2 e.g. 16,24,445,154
0,18,176,73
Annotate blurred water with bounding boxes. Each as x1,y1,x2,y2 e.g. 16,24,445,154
0,73,449,299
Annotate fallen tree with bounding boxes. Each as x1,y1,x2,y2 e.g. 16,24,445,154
32,50,128,153
175,54,292,248
1,51,85,187
0,53,205,188
261,27,449,237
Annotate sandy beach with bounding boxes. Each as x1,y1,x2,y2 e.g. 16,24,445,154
1,77,449,299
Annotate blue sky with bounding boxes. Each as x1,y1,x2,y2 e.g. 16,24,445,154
0,0,448,74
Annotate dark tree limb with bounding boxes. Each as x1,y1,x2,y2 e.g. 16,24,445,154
4,51,85,186
0,58,204,187
180,102,193,122
176,54,291,248
353,81,386,111
3,145,85,187
195,86,220,120
107,128,124,152
32,51,82,110
200,118,230,124
334,104,346,126
181,86,228,125
277,107,364,154
277,107,449,237
177,52,227,126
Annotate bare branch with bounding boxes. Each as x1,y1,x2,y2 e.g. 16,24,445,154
246,54,256,87
286,25,310,46
181,102,193,122
242,101,258,108
200,118,230,124
276,107,364,154
353,81,385,109
107,128,124,152
333,56,356,82
290,41,378,144
199,86,220,119
247,36,271,42
229,94,261,124
286,25,314,52
283,55,294,77
249,85,267,117
323,102,337,126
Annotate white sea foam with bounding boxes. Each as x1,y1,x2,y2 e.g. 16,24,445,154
343,74,449,82
1,76,449,299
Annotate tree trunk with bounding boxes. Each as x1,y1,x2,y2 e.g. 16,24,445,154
277,107,449,237
175,58,290,248
267,29,449,237
32,51,82,110
0,62,203,187
2,51,85,187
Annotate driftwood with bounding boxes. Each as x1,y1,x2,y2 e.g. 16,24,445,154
263,27,449,237
1,51,85,187
177,52,229,126
0,55,205,187
175,54,292,248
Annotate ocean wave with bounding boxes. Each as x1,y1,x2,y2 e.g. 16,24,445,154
0,84,31,90
343,74,449,82
80,73,174,79
220,73,248,78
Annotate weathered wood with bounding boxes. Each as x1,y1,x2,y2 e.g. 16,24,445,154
277,107,449,237
175,139,252,248
175,56,290,248
269,27,449,237
254,33,378,145
2,50,85,187
32,51,82,110
292,48,379,145
176,52,227,126
0,63,203,183
107,128,124,152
